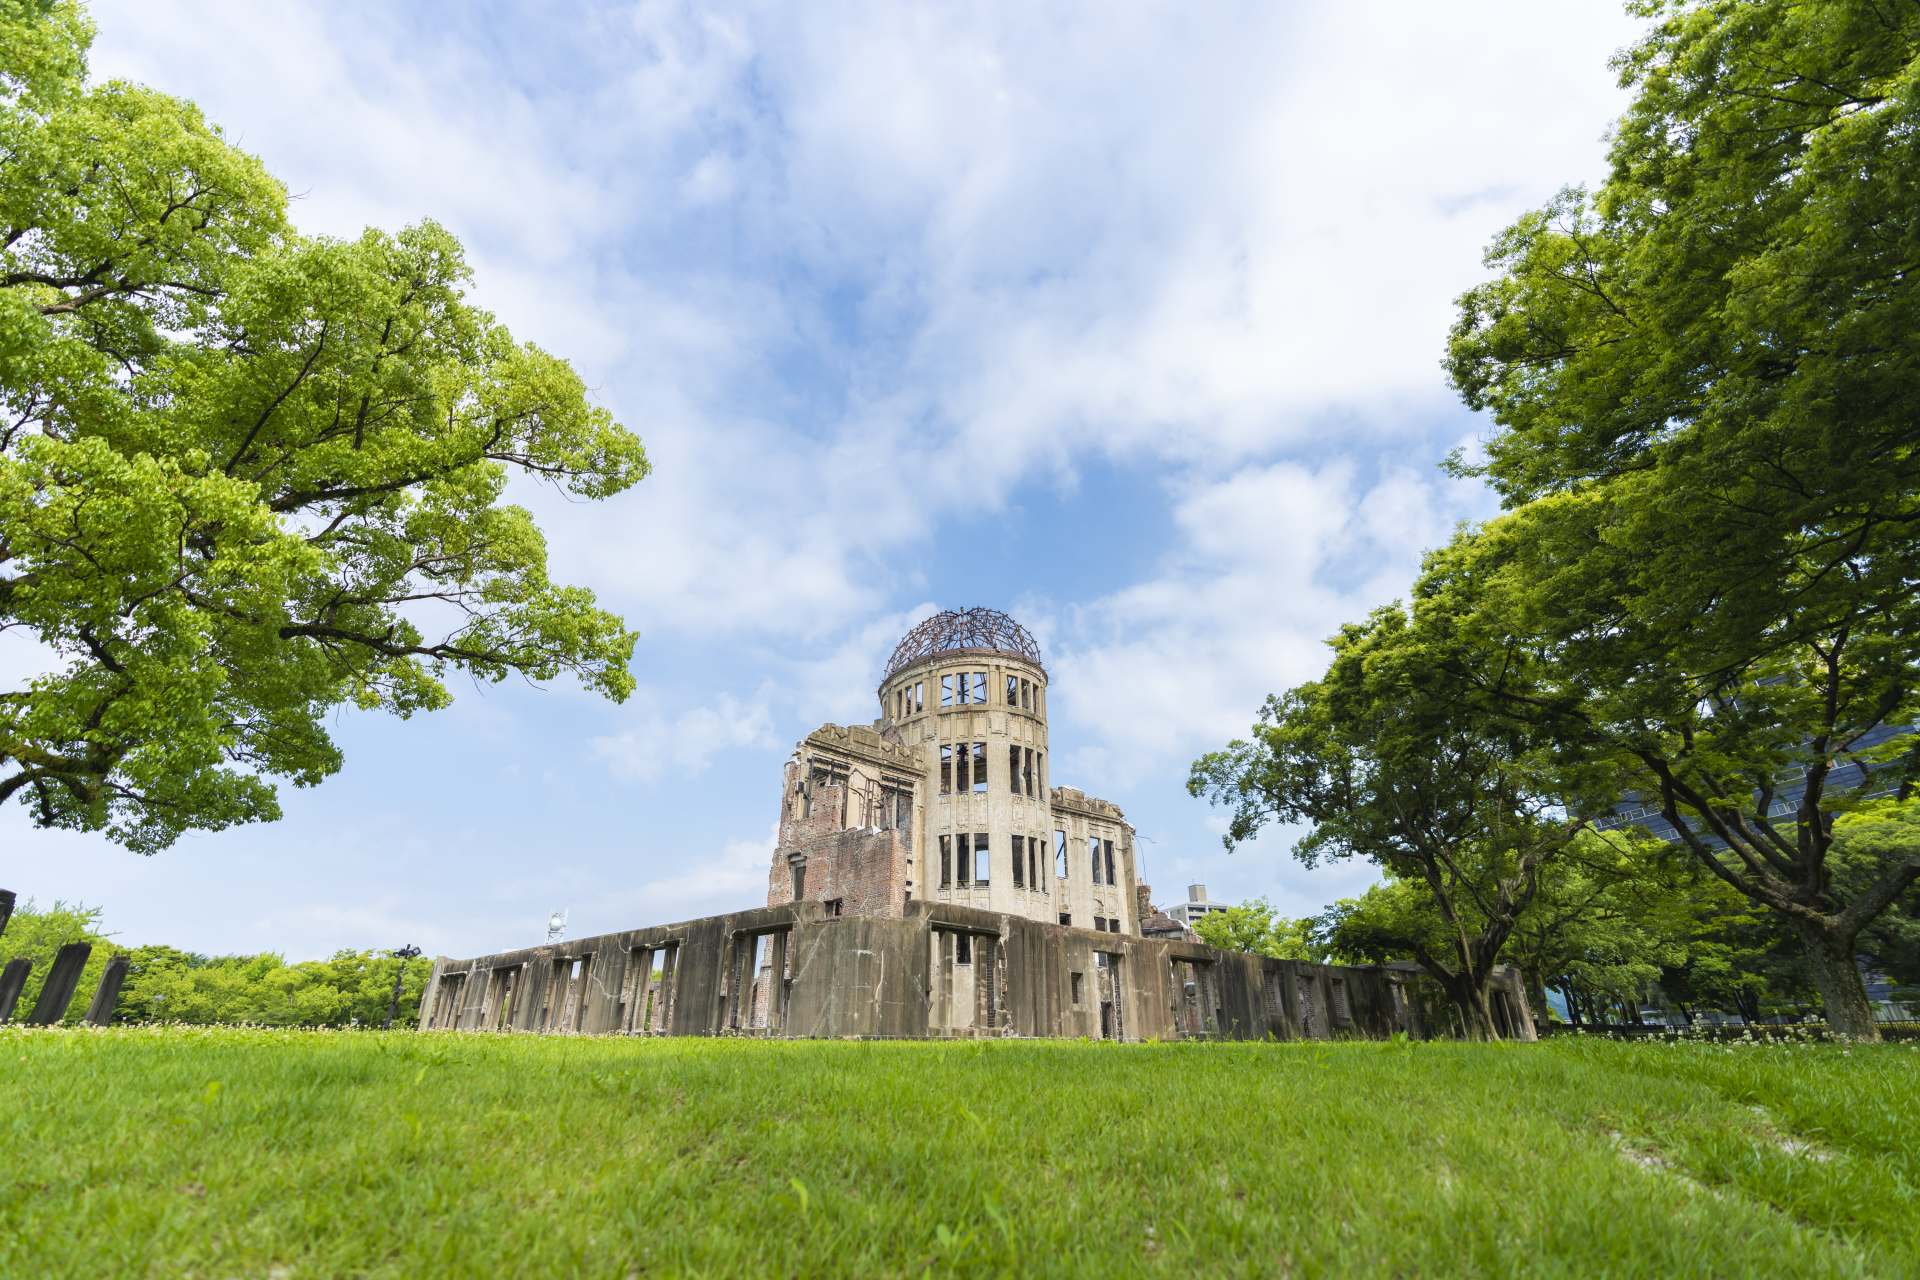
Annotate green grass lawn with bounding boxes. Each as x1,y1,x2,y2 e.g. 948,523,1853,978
3,1028,1916,1278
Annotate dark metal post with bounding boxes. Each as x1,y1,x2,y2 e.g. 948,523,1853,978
84,954,131,1026
0,888,15,939
25,941,91,1025
385,944,422,1029
0,957,31,1023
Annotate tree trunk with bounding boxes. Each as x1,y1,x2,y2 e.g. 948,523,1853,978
1793,918,1880,1042
1444,974,1500,1041
1524,970,1550,1026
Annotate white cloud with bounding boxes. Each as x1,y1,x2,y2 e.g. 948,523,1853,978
592,692,778,783
43,0,1651,952
1048,458,1488,792
89,0,1639,647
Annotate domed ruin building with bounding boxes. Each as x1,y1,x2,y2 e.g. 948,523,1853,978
769,608,1138,936
413,607,1539,1043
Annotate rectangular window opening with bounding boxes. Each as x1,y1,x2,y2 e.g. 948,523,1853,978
1009,744,1021,798
1090,835,1103,885
1055,830,1068,880
971,742,987,795
1104,839,1116,887
970,672,986,704
940,744,953,795
1070,972,1084,1005
974,833,990,886
940,674,954,707
957,933,973,965
940,834,952,888
1011,834,1025,888
1006,674,1019,706
955,743,970,793
957,833,971,887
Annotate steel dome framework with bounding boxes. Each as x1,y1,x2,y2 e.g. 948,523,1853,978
881,607,1044,683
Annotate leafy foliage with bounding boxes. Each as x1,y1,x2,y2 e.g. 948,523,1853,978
0,1,648,851
0,896,111,1024
0,897,430,1026
1435,0,1920,1037
1190,897,1324,962
1190,601,1587,1037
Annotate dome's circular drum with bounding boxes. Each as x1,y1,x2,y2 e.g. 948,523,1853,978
881,607,1044,682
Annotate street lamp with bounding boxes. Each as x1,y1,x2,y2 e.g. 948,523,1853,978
384,944,423,1030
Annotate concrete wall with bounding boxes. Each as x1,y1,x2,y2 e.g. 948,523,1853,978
418,900,1536,1043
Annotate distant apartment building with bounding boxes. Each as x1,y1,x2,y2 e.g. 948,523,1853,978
1166,883,1230,930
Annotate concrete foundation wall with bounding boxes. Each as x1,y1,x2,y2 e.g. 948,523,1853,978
419,901,1536,1043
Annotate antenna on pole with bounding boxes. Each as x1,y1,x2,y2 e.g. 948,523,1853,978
546,909,568,944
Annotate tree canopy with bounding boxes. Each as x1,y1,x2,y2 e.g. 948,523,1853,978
0,897,434,1027
1189,897,1324,963
1,2,647,851
1190,601,1588,1038
1195,0,1918,1040
1437,0,1919,1037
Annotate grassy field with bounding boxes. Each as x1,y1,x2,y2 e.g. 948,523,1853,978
3,1029,1916,1278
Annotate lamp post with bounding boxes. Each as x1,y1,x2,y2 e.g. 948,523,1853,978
384,944,422,1030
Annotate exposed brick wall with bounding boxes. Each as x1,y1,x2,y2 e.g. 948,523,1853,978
767,781,911,918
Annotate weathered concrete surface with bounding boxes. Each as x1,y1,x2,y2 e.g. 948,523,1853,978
24,941,90,1025
0,957,30,1023
420,900,1535,1042
84,953,130,1026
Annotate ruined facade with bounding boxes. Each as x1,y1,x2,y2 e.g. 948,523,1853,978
416,608,1538,1042
768,608,1139,936
416,898,1538,1041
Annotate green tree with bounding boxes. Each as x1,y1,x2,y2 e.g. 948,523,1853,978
1499,830,1696,1025
1190,603,1588,1039
1,2,648,852
1191,897,1324,962
1832,798,1920,1004
116,943,433,1026
1659,896,1819,1026
1442,1,1919,1038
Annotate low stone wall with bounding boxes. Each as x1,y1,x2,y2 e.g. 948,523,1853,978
416,900,1536,1042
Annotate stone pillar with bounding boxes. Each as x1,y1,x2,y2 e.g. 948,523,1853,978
0,957,30,1023
653,945,678,1033
768,929,789,1032
84,953,130,1026
0,888,15,939
25,941,91,1025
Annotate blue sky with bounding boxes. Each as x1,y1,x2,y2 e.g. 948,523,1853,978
3,0,1643,959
